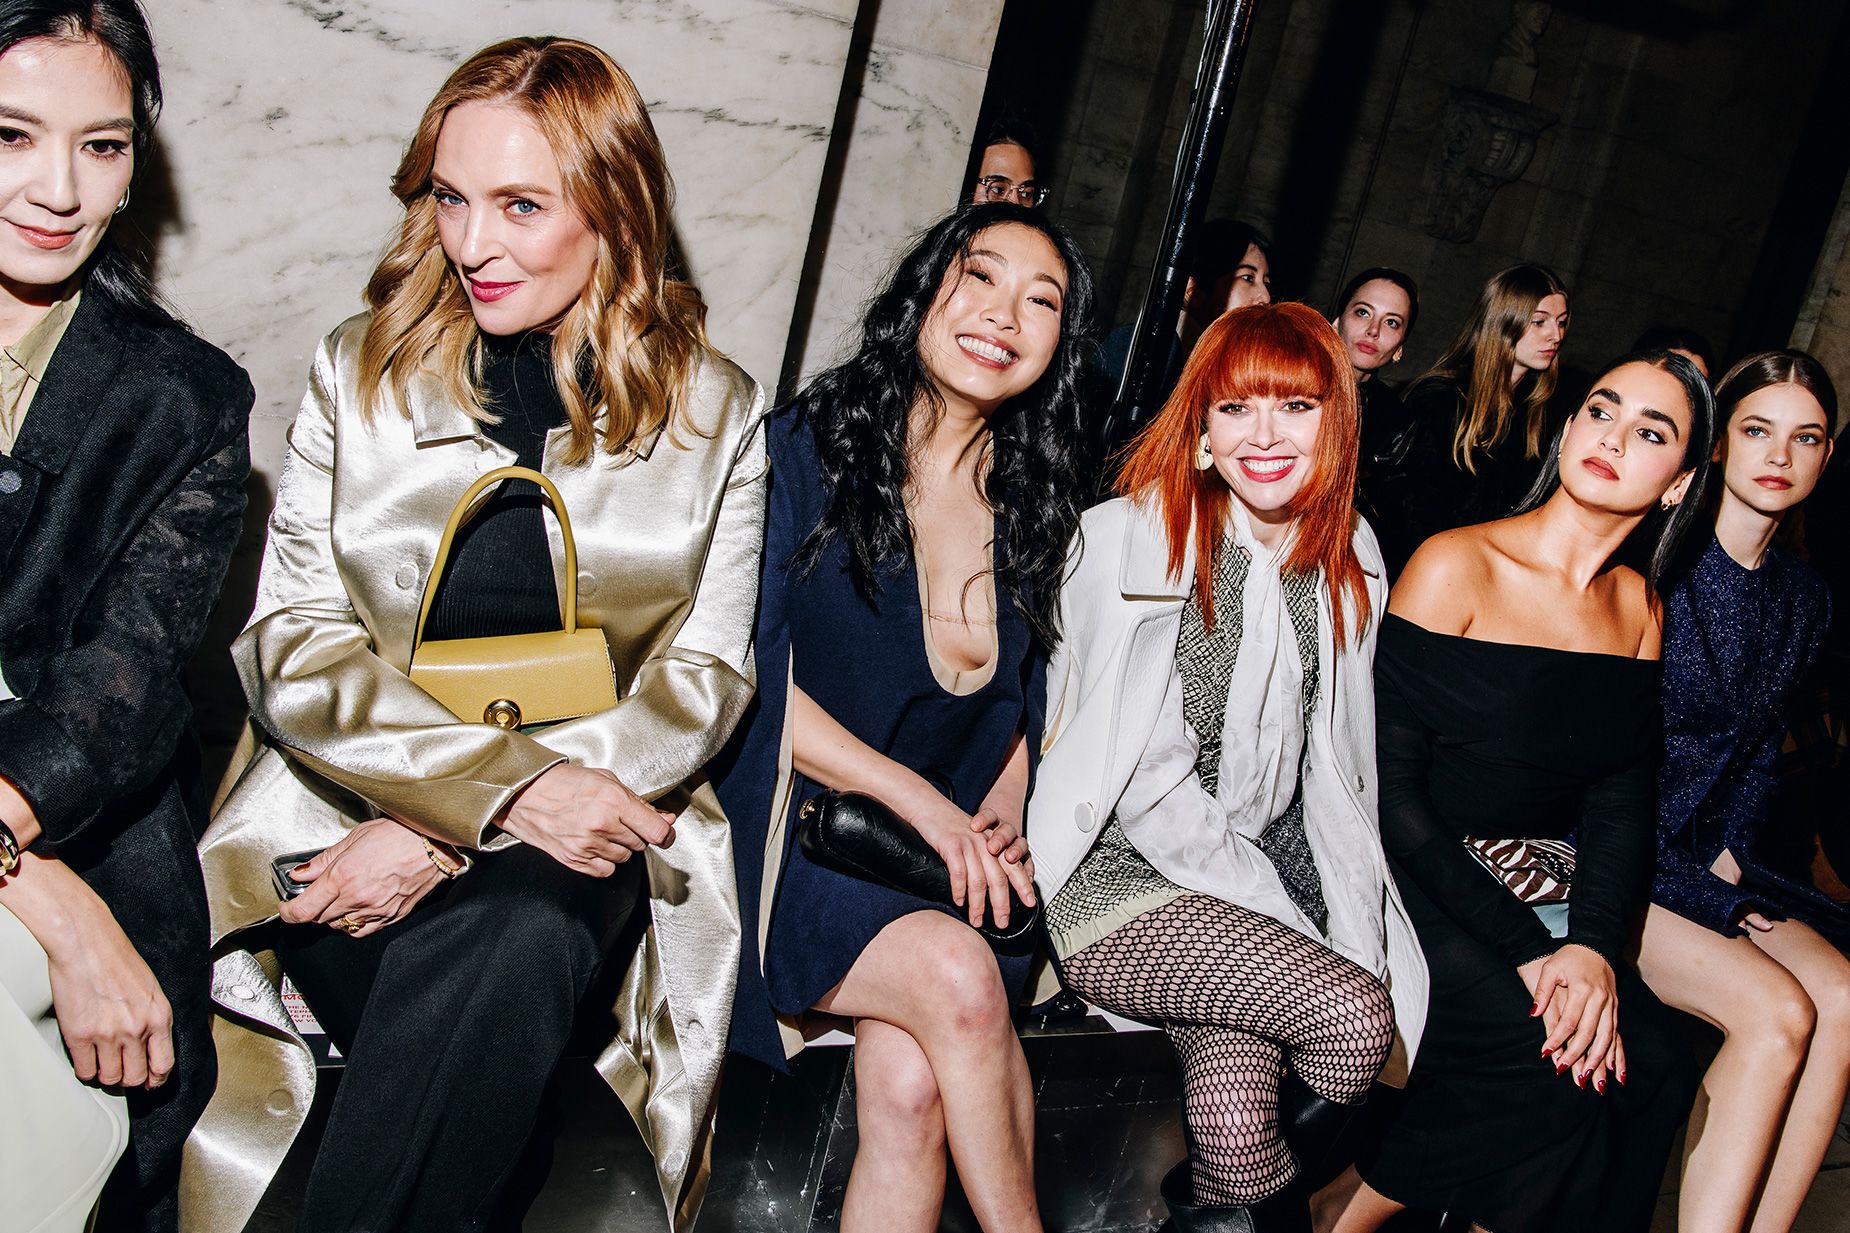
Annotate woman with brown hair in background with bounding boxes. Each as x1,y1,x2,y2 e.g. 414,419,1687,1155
1372,263,1569,576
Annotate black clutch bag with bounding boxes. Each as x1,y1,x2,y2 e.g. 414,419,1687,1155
796,790,1040,943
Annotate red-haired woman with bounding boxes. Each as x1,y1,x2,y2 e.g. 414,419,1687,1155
1028,303,1427,1230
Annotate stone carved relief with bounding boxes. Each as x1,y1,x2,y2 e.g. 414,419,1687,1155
1421,90,1557,244
1498,2,1553,67
1421,1,1558,243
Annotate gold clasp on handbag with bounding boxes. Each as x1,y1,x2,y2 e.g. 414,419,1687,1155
406,465,618,727
798,798,818,821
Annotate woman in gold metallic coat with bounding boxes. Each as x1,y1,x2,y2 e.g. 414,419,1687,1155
187,38,766,1233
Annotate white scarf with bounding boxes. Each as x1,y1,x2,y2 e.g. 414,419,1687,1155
1213,500,1308,838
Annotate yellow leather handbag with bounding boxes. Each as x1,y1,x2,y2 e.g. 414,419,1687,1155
408,466,618,729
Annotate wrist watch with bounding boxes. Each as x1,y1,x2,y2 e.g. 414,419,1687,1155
0,819,20,875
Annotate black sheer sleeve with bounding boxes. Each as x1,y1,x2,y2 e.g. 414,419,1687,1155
1565,720,1659,961
1376,637,1560,968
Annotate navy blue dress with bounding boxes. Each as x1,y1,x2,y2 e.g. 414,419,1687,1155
1654,533,1841,940
716,407,1043,1069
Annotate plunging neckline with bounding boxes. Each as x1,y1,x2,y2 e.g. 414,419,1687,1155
912,531,1000,696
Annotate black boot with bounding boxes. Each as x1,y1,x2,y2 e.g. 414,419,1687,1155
1157,1162,1311,1233
1276,1072,1366,1192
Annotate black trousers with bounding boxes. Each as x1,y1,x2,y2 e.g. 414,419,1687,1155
278,843,644,1233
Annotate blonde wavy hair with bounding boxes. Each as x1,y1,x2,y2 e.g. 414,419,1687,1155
358,37,708,462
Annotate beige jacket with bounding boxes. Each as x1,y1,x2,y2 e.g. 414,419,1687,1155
183,314,767,1233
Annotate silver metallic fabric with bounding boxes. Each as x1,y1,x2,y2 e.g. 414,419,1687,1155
183,314,767,1233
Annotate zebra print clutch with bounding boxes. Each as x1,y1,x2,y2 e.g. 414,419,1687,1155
1464,837,1576,904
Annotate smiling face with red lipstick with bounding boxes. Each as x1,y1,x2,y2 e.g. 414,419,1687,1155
0,34,134,322
1205,389,1325,545
430,100,599,336
915,221,1066,417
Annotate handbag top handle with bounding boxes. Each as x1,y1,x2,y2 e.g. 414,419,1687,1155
412,465,581,651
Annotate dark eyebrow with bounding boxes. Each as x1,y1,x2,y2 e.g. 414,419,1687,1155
1740,412,1831,434
1639,407,1681,439
1591,386,1623,403
966,247,1067,295
0,104,132,132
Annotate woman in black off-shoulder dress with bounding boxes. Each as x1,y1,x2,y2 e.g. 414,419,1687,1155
1334,348,1714,1233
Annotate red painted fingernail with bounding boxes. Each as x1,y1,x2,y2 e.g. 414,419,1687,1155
1575,1071,1586,1088
1595,1076,1605,1093
1540,1043,1552,1057
1530,1003,1541,1017
1555,1061,1568,1074
1618,1069,1628,1085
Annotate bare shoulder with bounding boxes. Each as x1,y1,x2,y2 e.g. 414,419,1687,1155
1611,564,1664,659
1387,526,1491,634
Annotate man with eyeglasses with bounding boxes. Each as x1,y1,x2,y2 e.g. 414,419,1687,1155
968,116,1047,208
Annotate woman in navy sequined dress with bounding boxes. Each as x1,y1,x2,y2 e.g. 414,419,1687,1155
1634,351,1850,1233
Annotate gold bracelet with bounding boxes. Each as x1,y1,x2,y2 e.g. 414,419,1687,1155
0,820,19,875
420,836,465,879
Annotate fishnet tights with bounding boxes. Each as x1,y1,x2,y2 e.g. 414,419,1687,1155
1060,894,1394,1203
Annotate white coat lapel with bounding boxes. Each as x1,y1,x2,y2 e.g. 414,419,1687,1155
1100,504,1191,813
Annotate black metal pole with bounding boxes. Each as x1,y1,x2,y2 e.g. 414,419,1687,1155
1103,0,1263,456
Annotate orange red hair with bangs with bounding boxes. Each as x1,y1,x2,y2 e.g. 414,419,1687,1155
1116,302,1371,647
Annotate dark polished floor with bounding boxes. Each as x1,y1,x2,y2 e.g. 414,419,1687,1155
239,1008,1850,1233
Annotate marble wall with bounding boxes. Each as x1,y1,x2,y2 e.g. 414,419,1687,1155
785,2,1009,387
133,0,1004,740
142,0,851,479
140,0,1004,476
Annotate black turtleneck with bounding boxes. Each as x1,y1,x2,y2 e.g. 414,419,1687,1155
422,332,569,642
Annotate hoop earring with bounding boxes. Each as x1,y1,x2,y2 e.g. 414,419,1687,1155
114,190,131,215
1196,433,1214,471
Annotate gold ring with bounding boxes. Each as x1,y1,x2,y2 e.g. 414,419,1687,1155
336,915,363,934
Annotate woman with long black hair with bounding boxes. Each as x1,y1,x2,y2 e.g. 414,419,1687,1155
0,3,252,1230
1337,349,1711,1233
720,202,1093,1233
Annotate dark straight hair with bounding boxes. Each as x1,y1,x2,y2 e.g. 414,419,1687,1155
1513,348,1717,587
1332,266,1420,333
1711,349,1838,435
788,202,1096,646
0,0,171,322
1187,219,1270,285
